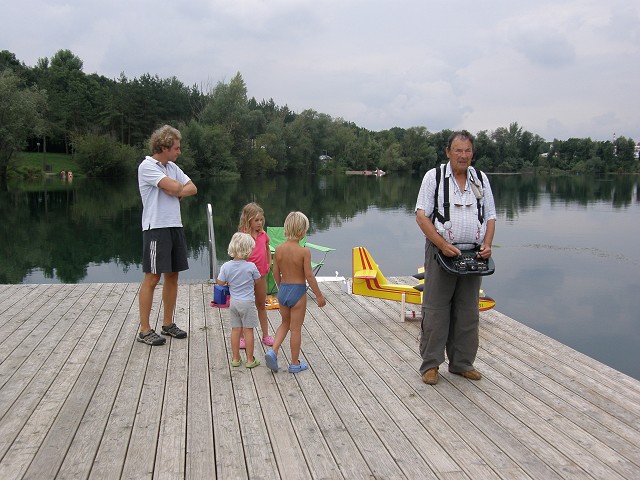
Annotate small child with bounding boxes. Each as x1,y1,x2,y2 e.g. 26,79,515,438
265,211,326,373
238,202,274,347
217,232,262,369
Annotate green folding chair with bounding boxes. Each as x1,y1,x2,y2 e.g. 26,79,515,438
266,226,335,294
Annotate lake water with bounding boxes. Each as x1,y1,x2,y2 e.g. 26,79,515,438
2,173,639,380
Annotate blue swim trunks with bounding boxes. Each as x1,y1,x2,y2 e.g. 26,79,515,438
278,283,307,307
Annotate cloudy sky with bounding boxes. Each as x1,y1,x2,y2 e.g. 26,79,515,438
4,0,639,141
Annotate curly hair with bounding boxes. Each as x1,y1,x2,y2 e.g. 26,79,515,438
148,125,181,154
227,232,255,260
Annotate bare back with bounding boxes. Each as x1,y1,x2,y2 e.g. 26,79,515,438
273,240,313,284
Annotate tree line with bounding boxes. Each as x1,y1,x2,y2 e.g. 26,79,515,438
1,48,638,182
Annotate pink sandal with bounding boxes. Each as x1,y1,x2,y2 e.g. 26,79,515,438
239,337,246,349
262,335,274,346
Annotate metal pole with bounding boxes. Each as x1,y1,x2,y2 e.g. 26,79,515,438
207,203,218,282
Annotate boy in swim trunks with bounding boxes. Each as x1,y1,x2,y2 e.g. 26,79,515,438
265,211,326,373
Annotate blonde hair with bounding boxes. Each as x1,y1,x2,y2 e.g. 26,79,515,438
149,125,181,154
227,232,255,259
284,211,309,241
238,202,264,233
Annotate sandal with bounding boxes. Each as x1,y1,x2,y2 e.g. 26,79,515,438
230,359,242,367
239,337,246,349
137,329,166,346
246,358,260,368
261,335,274,346
288,360,308,373
265,350,278,372
161,323,187,339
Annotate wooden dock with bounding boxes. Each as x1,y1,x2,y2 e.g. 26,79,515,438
0,280,639,479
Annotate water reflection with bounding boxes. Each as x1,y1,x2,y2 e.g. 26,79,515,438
2,173,638,284
2,173,639,379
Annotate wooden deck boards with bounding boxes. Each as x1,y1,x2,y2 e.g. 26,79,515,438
0,280,639,480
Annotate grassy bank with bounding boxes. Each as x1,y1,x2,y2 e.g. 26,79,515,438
12,152,80,177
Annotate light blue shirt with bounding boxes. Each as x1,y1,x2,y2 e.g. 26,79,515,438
217,260,260,301
138,156,191,230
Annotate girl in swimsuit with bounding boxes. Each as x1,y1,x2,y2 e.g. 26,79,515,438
265,211,326,373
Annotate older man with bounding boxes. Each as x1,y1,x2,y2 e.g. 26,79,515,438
415,130,496,384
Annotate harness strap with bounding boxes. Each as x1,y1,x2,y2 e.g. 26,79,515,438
471,169,485,224
432,164,484,225
432,164,449,224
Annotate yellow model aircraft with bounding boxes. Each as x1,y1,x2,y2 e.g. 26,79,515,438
352,247,496,311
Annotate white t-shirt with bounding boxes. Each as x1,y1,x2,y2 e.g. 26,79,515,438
138,156,191,230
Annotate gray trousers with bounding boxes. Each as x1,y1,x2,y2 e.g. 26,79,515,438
419,241,481,375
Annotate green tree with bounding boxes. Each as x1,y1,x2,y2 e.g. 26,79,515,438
73,133,140,177
200,72,251,172
473,130,497,171
0,50,27,78
0,71,48,182
247,133,278,173
398,126,436,172
284,112,315,171
182,120,235,176
491,123,521,171
613,136,636,172
37,49,97,153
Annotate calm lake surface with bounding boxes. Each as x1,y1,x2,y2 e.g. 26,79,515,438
2,172,639,380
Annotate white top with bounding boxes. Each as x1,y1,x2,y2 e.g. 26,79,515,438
217,260,261,301
415,163,496,249
138,156,191,230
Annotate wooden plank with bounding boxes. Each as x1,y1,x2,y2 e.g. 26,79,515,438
119,287,171,479
317,284,505,479
23,284,130,479
0,284,41,317
0,283,76,367
477,327,640,477
185,284,217,479
0,283,114,479
269,308,374,479
218,305,288,479
0,282,638,480
206,294,249,479
473,355,640,479
55,283,140,479
482,309,640,407
89,284,162,479
154,284,190,479
252,319,333,480
480,312,640,430
321,281,534,479
447,362,627,480
267,306,402,478
0,284,97,460
301,291,437,479
336,281,636,479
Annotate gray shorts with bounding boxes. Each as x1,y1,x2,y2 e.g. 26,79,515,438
229,299,259,329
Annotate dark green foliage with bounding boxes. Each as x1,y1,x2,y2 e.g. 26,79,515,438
73,133,141,177
3,48,638,181
0,69,48,181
